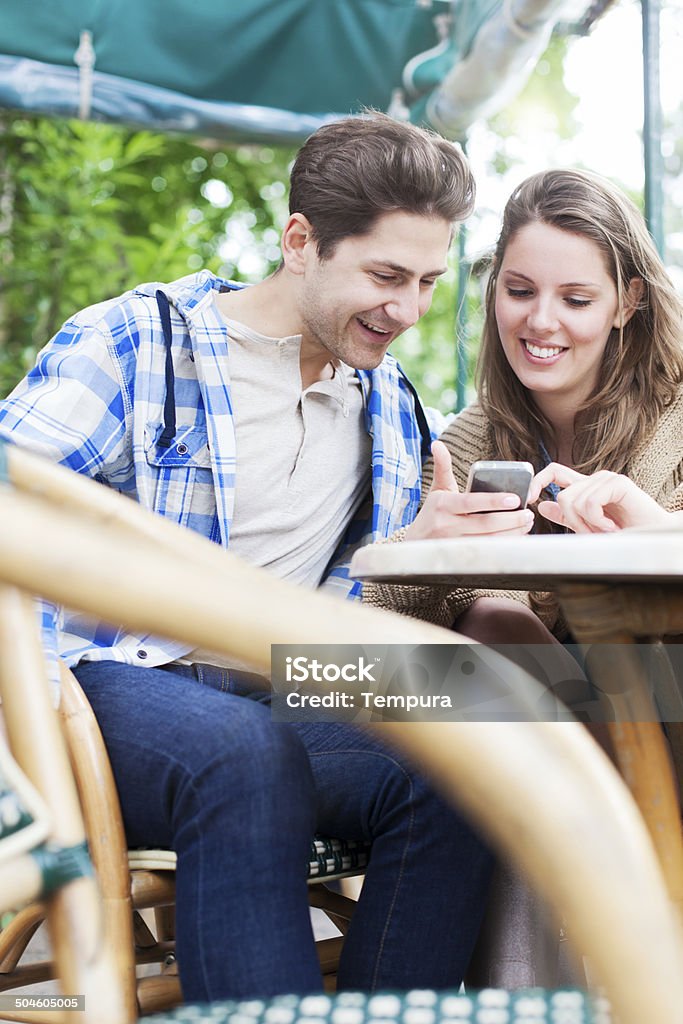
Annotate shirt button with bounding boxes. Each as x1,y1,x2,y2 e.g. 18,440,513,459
137,649,148,660
176,442,189,456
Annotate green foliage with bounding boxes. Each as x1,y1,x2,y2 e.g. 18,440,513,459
0,114,294,395
490,34,578,144
391,252,484,413
394,34,581,412
0,35,582,408
0,110,472,411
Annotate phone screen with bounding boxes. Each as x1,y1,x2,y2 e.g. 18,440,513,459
466,462,533,508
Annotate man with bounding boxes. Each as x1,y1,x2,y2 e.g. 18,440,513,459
0,113,492,1001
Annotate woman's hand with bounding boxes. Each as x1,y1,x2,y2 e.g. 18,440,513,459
405,441,535,541
529,463,672,533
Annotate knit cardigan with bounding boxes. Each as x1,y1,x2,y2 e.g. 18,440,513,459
362,385,683,638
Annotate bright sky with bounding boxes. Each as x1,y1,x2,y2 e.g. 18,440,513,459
467,0,683,268
563,0,645,189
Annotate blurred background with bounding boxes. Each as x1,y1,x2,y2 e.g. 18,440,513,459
0,0,680,410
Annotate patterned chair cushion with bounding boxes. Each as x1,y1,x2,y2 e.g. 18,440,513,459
129,836,371,884
139,988,612,1024
307,837,370,881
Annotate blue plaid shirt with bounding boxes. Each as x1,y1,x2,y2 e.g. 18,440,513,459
0,271,438,677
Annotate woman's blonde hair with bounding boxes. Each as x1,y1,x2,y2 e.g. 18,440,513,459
478,167,683,474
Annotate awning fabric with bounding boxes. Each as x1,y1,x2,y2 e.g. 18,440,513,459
0,0,528,143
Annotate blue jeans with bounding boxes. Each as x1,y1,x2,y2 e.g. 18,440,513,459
74,661,493,1002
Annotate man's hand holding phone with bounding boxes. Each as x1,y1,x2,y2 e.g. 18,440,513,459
405,443,535,541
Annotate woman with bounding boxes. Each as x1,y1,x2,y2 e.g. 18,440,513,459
363,167,683,640
363,168,683,989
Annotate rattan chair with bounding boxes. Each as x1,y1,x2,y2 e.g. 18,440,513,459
0,593,612,1024
0,666,614,1024
1,444,683,1024
0,584,129,1024
0,665,370,1016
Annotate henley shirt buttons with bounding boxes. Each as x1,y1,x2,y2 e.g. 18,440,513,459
176,442,189,456
137,649,148,660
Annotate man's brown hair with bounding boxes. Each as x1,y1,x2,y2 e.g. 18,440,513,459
288,111,475,259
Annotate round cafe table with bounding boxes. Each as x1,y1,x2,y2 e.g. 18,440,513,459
351,530,683,910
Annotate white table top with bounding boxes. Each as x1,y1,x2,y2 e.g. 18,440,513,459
350,530,683,589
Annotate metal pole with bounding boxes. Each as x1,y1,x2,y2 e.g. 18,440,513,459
455,221,469,412
642,0,664,255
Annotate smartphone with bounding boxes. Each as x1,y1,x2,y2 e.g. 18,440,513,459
465,460,534,509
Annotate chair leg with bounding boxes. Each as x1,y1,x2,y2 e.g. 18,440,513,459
61,671,182,1015
316,936,345,977
0,913,55,993
57,667,138,1020
133,912,158,950
136,973,183,1015
0,589,132,1024
465,861,584,990
0,907,45,973
308,885,358,937
153,906,175,944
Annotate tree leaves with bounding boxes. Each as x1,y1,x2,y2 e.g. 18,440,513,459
0,115,293,396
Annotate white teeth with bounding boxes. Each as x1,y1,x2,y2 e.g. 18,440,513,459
524,341,563,359
358,317,389,334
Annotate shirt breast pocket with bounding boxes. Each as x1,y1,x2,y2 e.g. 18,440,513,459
144,426,214,525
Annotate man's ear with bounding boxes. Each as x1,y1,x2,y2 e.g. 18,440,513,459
613,276,644,328
281,213,315,275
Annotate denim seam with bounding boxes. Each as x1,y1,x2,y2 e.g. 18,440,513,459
194,663,230,692
306,747,415,989
104,740,223,997
174,753,232,999
193,805,211,998
372,771,413,990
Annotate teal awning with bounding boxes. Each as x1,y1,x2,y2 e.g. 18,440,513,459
0,0,586,143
